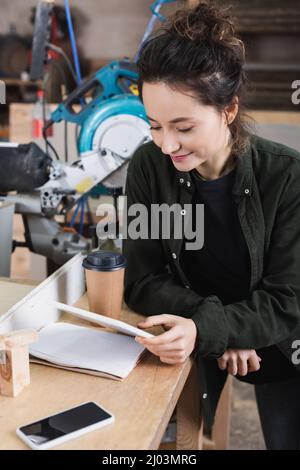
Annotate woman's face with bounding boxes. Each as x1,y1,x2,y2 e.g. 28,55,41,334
142,82,233,173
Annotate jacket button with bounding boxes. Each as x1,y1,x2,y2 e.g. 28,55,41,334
179,178,184,184
181,209,186,215
244,188,250,195
186,181,191,187
172,253,177,259
202,393,208,399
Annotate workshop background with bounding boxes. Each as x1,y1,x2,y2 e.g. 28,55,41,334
0,0,300,450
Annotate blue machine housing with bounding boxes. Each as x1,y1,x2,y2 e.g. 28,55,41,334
50,60,149,153
78,94,148,153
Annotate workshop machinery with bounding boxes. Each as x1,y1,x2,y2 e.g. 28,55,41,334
0,0,176,275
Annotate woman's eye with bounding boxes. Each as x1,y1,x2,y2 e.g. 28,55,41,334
149,126,193,132
178,128,193,133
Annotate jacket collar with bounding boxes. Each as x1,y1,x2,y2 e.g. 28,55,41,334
232,139,253,197
175,138,253,197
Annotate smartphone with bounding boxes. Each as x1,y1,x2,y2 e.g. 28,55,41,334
16,401,114,450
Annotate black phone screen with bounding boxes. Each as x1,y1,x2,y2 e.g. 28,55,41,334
19,402,112,445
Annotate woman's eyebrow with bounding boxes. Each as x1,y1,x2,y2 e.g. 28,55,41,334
147,116,194,123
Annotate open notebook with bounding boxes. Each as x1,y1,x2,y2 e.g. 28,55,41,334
29,303,154,381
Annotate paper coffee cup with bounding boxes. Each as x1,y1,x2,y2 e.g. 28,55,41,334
82,250,127,320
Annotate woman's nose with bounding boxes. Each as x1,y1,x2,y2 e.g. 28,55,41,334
161,133,181,155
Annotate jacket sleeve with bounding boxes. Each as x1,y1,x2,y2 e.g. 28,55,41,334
191,158,300,356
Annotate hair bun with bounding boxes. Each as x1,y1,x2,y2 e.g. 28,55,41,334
170,1,244,57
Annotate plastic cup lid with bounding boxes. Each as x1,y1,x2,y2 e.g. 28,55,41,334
82,250,127,272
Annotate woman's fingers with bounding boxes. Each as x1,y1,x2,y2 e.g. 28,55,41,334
248,353,261,372
159,352,187,364
217,356,228,370
237,354,248,376
219,355,248,376
139,335,188,362
143,342,184,354
227,354,238,376
135,316,198,365
136,325,181,347
142,339,186,359
137,314,177,329
145,346,186,363
217,350,263,376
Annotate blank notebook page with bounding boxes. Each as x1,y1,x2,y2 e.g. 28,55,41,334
29,322,145,379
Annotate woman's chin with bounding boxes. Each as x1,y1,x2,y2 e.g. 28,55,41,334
171,160,199,172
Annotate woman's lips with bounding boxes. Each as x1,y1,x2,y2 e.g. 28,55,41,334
170,152,193,162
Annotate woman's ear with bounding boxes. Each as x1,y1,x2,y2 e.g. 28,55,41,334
224,97,239,125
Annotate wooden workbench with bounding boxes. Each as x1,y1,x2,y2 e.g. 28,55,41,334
0,279,203,450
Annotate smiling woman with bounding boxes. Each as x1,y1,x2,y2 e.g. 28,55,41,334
143,82,236,179
123,1,300,450
137,2,249,175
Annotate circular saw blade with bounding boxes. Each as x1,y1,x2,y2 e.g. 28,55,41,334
92,113,151,188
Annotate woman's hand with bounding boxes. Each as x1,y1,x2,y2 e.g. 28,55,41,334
217,349,262,376
135,314,197,364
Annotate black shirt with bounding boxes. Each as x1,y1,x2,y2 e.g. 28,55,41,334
180,168,298,384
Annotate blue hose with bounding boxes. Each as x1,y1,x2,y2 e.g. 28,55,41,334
135,0,177,62
79,197,85,235
68,197,85,234
69,199,81,227
64,0,82,85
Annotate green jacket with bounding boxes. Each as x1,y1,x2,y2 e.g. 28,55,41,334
123,135,300,428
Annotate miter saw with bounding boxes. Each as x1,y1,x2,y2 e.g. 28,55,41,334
0,0,176,275
1,60,150,271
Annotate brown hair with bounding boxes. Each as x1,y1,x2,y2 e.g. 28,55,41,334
137,1,250,156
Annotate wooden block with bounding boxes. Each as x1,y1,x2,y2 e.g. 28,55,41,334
0,329,38,349
0,329,38,397
0,346,30,397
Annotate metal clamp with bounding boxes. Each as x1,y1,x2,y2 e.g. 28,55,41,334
0,350,6,365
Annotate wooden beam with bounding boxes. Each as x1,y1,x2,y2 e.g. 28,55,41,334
176,361,203,449
211,376,233,449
